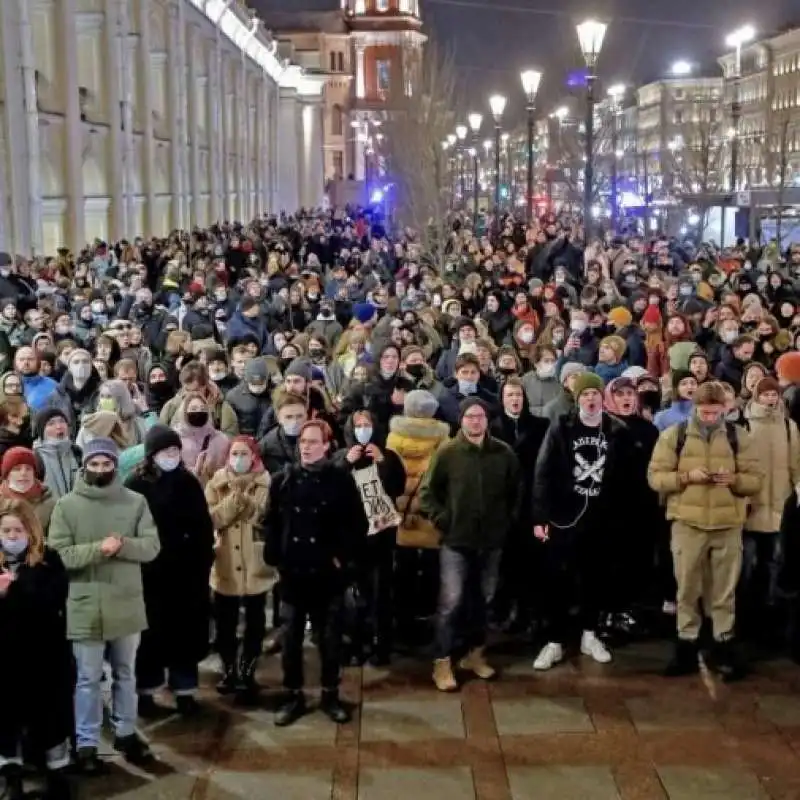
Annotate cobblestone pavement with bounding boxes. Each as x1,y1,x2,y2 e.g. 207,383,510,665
69,639,800,799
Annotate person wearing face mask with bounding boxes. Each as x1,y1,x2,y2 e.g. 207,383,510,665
441,354,498,433
205,435,274,699
258,392,307,475
32,408,81,500
649,381,762,681
713,333,757,395
560,309,599,368
307,300,344,348
0,446,55,532
334,409,406,665
206,350,238,394
226,357,274,436
0,499,73,800
521,344,561,415
173,393,230,486
532,373,634,671
48,437,161,773
435,318,479,381
226,296,270,353
124,426,214,718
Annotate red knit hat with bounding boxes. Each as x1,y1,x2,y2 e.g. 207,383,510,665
1,447,37,478
188,281,205,297
641,305,662,327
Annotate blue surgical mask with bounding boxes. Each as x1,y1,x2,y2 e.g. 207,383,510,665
230,455,251,474
1,536,28,558
281,420,302,437
458,380,477,396
354,426,373,445
154,454,181,472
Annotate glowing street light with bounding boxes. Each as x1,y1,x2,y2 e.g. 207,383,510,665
488,95,506,210
671,60,693,76
520,69,543,222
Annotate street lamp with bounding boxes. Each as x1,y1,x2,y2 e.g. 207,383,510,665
671,60,693,76
468,114,483,225
725,24,755,193
607,83,625,230
520,69,542,222
576,18,608,234
489,94,506,211
456,125,468,205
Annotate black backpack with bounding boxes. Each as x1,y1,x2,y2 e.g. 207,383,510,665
674,416,790,459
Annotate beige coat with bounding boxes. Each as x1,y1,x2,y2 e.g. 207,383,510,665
744,401,800,532
205,467,276,596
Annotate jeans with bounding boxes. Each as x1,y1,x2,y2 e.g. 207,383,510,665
73,634,140,749
435,546,501,660
739,531,781,637
137,664,199,697
281,591,343,692
214,592,268,664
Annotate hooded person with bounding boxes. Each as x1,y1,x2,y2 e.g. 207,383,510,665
386,390,451,642
172,391,231,486
654,369,698,431
333,408,406,665
42,348,102,434
532,372,635,670
521,344,561,416
124,425,215,717
92,379,150,445
32,408,81,500
542,361,586,424
593,334,629,384
225,357,274,436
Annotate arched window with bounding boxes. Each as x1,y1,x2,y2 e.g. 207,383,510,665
331,104,344,136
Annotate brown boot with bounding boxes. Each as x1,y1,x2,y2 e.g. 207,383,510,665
432,658,458,692
459,647,496,680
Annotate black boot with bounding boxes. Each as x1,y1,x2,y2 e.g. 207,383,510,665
320,690,352,724
75,747,107,776
709,639,746,683
236,656,261,698
664,638,700,677
44,768,73,800
216,659,238,695
176,695,201,716
113,732,154,766
0,764,24,800
275,691,306,727
138,694,168,720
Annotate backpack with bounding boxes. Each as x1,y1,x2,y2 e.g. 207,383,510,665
674,416,791,460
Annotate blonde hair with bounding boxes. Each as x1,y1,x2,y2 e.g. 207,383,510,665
0,498,45,569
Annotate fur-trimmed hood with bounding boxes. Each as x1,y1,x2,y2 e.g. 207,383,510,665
389,414,450,441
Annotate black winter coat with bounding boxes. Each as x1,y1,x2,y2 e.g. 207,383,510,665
126,466,214,664
263,460,368,602
713,347,747,394
259,427,299,475
226,382,272,436
0,547,73,753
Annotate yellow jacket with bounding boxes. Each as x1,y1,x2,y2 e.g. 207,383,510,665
386,415,450,548
648,415,762,531
743,401,800,532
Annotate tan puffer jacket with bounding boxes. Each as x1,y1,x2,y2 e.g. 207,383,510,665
205,467,276,596
648,415,762,531
386,415,450,548
744,401,800,532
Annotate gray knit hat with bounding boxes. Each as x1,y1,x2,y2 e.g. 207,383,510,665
559,361,587,385
403,389,439,419
82,436,119,467
285,357,313,382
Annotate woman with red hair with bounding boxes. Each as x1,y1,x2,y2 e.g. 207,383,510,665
205,435,273,701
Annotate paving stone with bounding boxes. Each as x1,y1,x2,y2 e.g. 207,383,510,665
206,769,334,799
508,766,620,799
493,696,594,735
657,766,768,800
358,766,474,799
360,696,466,742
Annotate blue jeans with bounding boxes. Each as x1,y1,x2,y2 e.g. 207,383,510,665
73,634,140,749
435,546,501,660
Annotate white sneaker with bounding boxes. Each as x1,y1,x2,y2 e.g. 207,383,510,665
533,642,564,671
581,630,612,664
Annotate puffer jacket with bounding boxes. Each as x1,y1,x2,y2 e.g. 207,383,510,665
648,415,762,531
743,400,800,532
520,370,561,416
385,414,450,548
205,467,276,597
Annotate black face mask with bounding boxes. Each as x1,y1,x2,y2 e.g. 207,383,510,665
148,381,172,398
308,348,326,363
498,366,517,376
84,469,115,487
279,357,294,371
638,390,661,416
186,410,209,427
405,363,425,380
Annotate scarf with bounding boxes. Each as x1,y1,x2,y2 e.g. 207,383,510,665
0,479,43,502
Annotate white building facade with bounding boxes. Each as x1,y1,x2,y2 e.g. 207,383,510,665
0,0,326,258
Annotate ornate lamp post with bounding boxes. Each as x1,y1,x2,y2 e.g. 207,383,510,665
468,112,483,226
489,94,506,211
520,69,542,222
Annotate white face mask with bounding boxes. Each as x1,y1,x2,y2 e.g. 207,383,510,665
570,319,588,333
536,362,556,379
154,454,181,472
519,329,534,344
354,426,373,445
69,362,92,383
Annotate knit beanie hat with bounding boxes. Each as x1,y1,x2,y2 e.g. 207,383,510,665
454,316,477,335
559,361,587,386
621,366,649,382
641,305,662,327
144,424,182,460
571,372,605,398
776,352,800,385
81,436,119,467
754,376,780,399
1,447,37,478
694,380,727,406
668,341,699,372
607,306,632,328
67,348,93,368
285,357,313,382
404,389,439,419
672,368,695,394
33,407,69,439
352,302,376,325
600,335,627,361
244,357,269,384
459,396,490,422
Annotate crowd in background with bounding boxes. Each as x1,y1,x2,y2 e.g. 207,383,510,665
3,205,800,797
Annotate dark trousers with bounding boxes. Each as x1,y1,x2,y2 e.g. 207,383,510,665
281,590,343,692
135,633,199,695
543,531,606,644
214,592,268,664
739,531,781,639
354,530,395,654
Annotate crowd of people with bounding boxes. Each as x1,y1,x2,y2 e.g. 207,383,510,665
2,205,800,798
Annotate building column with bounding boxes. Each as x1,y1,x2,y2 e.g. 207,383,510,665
60,0,84,253
277,88,299,213
105,0,124,240
166,0,183,229
235,54,246,222
300,99,324,208
186,23,201,230
208,31,222,223
268,82,278,212
19,0,42,253
137,0,156,236
255,75,268,215
355,42,365,99
123,29,136,234
221,56,232,221
176,0,190,231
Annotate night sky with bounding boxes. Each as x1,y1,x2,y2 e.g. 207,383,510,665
253,0,799,123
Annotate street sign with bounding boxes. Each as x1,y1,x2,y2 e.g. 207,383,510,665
736,190,751,207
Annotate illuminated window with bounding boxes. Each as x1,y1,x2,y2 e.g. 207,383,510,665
376,0,389,10
376,60,391,95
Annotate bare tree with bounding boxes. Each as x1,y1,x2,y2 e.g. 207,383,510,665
379,41,462,272
764,109,795,245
